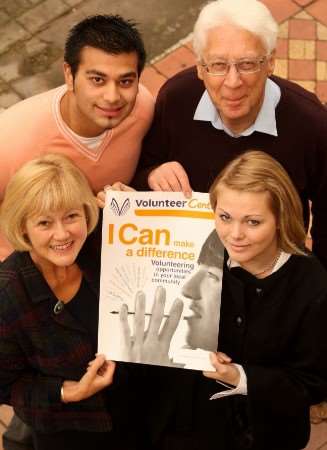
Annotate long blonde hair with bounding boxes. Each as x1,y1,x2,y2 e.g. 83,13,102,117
209,151,307,255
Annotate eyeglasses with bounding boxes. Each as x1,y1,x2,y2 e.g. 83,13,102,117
201,56,268,76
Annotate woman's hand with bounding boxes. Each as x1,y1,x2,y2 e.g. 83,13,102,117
120,286,183,365
96,182,135,208
61,354,116,403
203,351,240,386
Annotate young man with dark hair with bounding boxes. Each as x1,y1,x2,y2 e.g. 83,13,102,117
0,14,154,261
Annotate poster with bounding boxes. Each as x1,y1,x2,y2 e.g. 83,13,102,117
98,191,224,371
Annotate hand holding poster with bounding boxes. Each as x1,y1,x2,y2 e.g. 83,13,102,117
98,191,224,371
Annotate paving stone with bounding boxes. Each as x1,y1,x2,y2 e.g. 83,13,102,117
260,0,301,24
317,23,327,40
17,0,70,34
21,48,62,82
317,61,327,81
306,0,327,27
0,9,10,25
317,41,327,61
153,45,196,78
278,21,289,39
17,59,60,96
0,91,22,108
289,18,316,39
276,38,288,58
0,80,7,94
289,59,316,80
293,80,316,92
289,40,315,60
294,10,315,20
0,21,29,54
274,58,288,78
25,37,48,56
4,0,31,16
0,58,21,81
140,65,167,97
12,73,54,98
63,0,84,6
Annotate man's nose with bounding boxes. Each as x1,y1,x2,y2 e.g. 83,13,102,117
182,271,203,300
103,82,120,103
223,64,243,88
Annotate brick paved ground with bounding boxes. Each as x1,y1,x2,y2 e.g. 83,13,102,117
1,0,327,448
0,0,206,108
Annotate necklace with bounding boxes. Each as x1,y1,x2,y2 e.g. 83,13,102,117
253,250,281,277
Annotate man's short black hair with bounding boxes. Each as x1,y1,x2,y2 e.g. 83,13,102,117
64,14,146,77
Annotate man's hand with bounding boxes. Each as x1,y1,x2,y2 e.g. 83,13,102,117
120,286,183,365
203,352,240,386
96,182,135,208
61,355,116,403
148,162,192,197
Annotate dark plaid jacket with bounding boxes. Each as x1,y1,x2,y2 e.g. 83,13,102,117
0,250,112,433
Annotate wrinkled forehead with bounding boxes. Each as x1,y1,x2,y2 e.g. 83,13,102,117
202,24,267,59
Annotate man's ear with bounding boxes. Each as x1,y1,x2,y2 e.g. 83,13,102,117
267,49,276,77
196,63,204,81
63,62,74,91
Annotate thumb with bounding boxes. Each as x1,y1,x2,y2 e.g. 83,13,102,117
215,351,232,363
85,354,106,379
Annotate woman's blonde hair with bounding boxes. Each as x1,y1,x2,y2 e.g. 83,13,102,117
209,150,307,255
0,153,99,251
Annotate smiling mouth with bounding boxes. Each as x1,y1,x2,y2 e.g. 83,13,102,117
96,105,124,117
229,243,250,251
224,96,245,103
50,241,73,251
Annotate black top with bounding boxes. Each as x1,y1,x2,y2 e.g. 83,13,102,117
65,277,99,350
143,254,327,450
0,251,110,433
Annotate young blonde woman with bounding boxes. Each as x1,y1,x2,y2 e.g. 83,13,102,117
142,151,327,450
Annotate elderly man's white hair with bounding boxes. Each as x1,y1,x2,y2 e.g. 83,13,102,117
193,0,278,60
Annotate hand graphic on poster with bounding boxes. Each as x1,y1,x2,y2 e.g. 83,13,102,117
119,286,183,365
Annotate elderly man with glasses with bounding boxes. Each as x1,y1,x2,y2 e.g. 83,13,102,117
133,0,327,272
